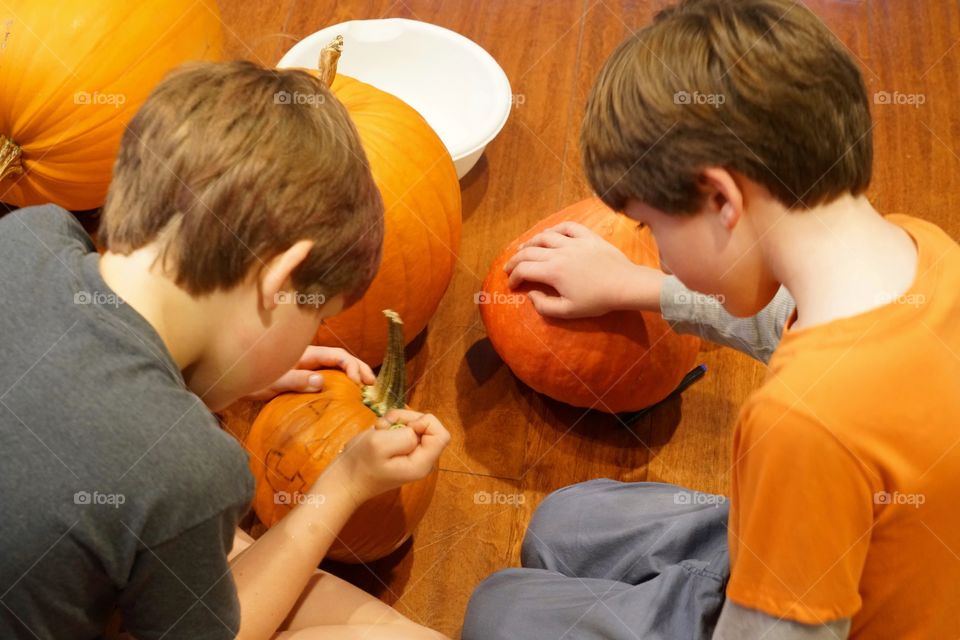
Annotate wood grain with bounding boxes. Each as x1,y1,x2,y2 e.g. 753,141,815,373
215,1,960,637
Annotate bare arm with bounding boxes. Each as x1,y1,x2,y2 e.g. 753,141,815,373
230,410,450,640
230,468,357,640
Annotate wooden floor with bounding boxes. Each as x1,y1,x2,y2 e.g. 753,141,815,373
218,1,960,637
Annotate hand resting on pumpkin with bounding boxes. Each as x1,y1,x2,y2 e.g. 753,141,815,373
504,221,666,318
245,345,377,401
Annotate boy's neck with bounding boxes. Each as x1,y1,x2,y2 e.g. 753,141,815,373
759,194,918,331
98,248,215,372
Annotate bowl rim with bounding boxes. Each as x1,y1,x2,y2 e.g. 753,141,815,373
277,17,513,161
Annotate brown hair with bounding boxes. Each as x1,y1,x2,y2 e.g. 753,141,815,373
100,60,383,305
581,0,873,214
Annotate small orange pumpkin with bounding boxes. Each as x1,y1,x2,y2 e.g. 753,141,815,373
303,38,461,366
244,310,438,563
480,198,701,413
0,0,223,210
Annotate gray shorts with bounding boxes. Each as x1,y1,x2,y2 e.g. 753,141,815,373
463,479,730,640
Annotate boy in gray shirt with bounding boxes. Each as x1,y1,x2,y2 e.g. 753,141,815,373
1,60,449,640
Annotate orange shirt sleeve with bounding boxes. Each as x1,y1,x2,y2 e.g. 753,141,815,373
726,396,879,624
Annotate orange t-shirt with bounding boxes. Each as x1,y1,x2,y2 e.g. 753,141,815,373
726,215,960,638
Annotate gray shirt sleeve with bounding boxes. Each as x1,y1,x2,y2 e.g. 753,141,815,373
713,600,851,639
117,508,244,640
659,275,796,364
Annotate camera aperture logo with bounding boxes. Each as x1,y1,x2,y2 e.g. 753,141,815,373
74,490,126,508
74,290,124,308
474,291,524,307
673,291,725,306
274,490,326,506
673,491,726,507
274,90,326,106
474,490,525,506
74,91,126,109
275,291,327,308
874,491,925,508
873,91,925,108
674,90,726,108
874,291,926,308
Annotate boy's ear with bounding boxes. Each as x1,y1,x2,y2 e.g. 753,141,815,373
260,240,315,311
699,167,744,230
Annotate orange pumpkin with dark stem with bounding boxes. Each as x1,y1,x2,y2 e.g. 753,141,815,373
303,38,462,367
0,0,223,210
480,198,701,413
244,310,438,563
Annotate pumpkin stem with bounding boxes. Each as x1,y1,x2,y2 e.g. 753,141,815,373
0,135,23,183
362,309,407,417
318,35,344,88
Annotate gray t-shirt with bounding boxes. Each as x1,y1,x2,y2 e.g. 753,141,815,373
0,205,254,639
659,274,796,364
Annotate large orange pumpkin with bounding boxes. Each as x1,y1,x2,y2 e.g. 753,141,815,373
303,38,461,366
0,0,223,210
480,198,701,413
244,310,438,563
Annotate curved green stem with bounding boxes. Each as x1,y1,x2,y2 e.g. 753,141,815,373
362,309,407,417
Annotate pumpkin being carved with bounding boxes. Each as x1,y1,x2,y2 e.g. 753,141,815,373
302,38,462,366
244,310,438,563
0,0,224,210
480,198,701,413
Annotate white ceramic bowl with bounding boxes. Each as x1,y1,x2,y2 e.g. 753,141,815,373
278,18,512,179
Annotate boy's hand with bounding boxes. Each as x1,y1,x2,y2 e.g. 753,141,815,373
320,409,451,509
245,346,376,401
503,221,664,318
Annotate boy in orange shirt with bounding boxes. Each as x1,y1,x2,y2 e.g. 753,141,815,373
464,0,960,638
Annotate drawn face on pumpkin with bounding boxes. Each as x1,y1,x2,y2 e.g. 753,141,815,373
622,168,780,318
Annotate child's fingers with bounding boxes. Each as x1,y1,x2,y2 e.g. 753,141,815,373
518,229,569,252
370,427,419,458
248,369,324,400
383,408,425,425
423,417,452,450
379,416,450,482
386,430,448,479
294,346,345,370
339,355,376,385
550,221,593,238
507,261,554,290
359,360,376,385
504,246,552,274
403,414,451,448
527,290,575,318
528,229,572,249
292,347,377,386
342,358,362,384
404,418,430,436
